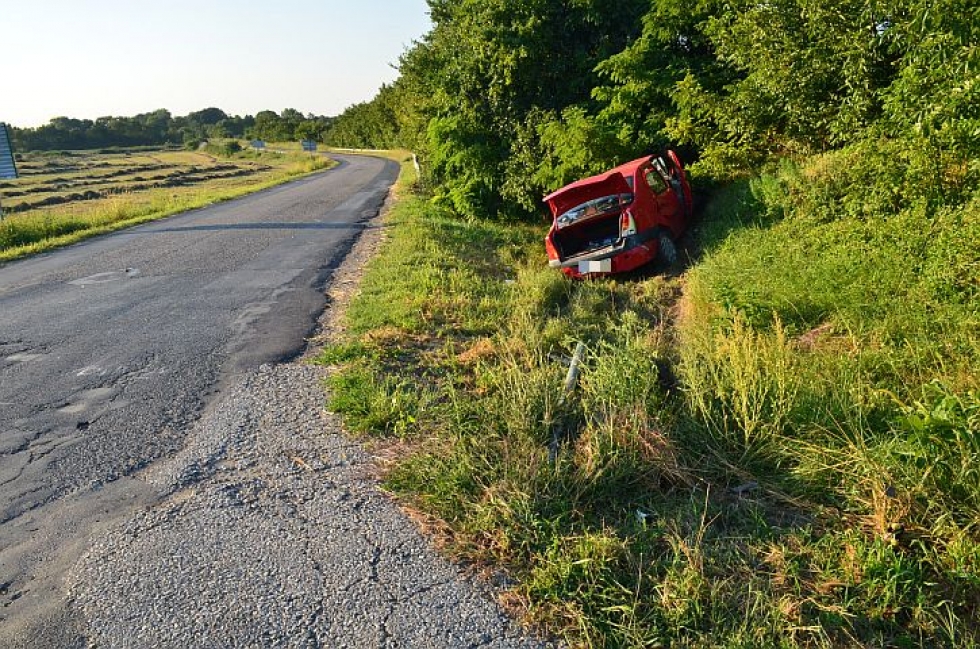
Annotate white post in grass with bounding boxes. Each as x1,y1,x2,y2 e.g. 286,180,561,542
548,341,587,463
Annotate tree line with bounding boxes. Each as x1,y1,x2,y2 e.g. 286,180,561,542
324,0,979,219
11,108,334,152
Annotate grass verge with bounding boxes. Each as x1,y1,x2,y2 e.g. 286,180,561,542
318,149,979,647
0,148,334,262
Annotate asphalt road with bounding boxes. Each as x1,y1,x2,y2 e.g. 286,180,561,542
0,155,547,648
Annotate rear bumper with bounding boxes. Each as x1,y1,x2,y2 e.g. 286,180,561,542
549,242,624,269
550,232,658,276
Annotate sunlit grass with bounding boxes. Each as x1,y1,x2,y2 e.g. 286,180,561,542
0,147,334,261
317,149,979,646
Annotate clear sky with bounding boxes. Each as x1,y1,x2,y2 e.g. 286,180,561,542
3,0,432,128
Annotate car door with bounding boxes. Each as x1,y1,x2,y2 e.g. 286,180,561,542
640,161,684,235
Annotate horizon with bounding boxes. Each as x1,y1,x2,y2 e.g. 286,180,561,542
9,105,338,130
4,0,431,129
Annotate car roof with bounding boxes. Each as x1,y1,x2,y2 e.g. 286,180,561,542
542,155,653,213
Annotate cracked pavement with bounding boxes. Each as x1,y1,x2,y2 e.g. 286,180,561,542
69,364,544,648
0,155,549,647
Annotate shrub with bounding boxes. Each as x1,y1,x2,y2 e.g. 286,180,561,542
203,140,243,157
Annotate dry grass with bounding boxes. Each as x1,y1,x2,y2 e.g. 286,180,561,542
0,146,334,261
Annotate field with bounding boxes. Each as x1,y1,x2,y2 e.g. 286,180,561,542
0,145,332,261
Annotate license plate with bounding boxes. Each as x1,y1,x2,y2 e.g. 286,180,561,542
579,259,612,274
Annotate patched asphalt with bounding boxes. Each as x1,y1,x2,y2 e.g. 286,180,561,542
0,154,549,647
69,364,544,648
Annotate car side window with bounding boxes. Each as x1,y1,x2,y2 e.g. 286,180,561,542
643,167,669,195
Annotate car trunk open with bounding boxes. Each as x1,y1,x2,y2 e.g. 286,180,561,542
544,172,633,264
552,211,623,262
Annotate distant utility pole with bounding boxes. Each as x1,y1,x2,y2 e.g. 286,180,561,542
0,122,19,221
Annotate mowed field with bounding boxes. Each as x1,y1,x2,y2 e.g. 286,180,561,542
0,146,331,260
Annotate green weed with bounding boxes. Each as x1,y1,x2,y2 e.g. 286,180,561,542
321,149,979,646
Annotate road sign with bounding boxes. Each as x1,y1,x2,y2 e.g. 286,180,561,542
0,122,17,220
300,140,317,153
0,123,18,180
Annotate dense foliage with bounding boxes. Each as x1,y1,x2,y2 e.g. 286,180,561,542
326,0,979,218
11,108,333,152
319,2,980,646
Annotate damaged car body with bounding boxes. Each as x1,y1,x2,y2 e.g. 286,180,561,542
543,151,692,278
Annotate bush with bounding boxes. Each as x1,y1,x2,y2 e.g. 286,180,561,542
203,140,243,157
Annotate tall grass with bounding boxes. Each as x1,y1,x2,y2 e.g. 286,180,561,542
319,144,979,646
672,141,980,645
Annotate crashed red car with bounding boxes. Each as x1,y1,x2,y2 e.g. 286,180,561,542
543,151,692,278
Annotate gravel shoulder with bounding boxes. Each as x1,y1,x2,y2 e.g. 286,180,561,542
65,192,550,648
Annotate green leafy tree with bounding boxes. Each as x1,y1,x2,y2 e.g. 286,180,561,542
878,0,980,159
295,120,317,142
249,110,286,141
186,107,228,125
662,0,900,173
405,0,648,217
306,0,978,221
323,84,401,148
279,108,305,140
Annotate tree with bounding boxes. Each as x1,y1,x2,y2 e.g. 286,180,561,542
658,0,900,172
9,108,304,152
250,110,287,141
402,0,648,217
295,119,323,142
186,107,228,126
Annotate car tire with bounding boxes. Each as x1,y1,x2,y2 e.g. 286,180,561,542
657,231,678,266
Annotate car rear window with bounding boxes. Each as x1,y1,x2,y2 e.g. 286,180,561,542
644,168,669,194
557,193,634,229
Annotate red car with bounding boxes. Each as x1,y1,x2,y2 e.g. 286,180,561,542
543,151,692,278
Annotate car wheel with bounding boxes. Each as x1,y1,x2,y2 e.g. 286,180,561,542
657,231,678,266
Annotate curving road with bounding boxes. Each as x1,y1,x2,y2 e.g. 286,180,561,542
0,155,547,648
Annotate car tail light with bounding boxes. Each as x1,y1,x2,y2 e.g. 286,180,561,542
545,234,559,260
620,210,637,237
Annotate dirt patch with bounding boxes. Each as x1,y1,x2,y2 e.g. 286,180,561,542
456,337,498,366
303,189,395,355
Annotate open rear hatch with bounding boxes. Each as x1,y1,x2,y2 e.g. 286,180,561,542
544,171,633,266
